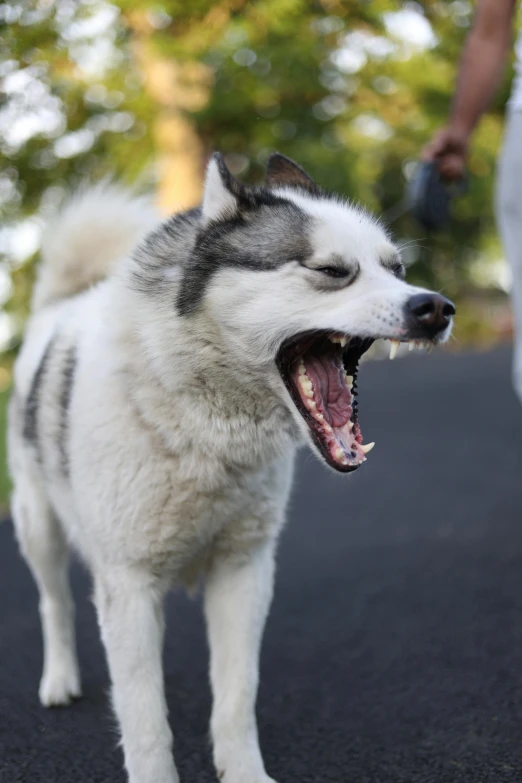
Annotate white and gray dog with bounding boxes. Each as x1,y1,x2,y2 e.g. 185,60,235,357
8,153,454,783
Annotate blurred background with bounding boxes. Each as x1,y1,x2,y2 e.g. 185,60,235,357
0,0,517,511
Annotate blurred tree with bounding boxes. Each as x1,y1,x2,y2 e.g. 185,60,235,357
0,0,156,362
0,0,514,370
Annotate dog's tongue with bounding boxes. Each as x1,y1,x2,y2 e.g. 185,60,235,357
304,355,351,427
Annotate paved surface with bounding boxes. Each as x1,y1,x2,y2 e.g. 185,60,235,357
2,345,522,783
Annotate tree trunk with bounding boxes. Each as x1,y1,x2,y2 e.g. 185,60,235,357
127,12,212,215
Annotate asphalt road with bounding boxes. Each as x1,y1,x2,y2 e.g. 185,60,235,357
1,345,522,783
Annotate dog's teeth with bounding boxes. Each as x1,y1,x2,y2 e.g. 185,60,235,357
348,421,353,430
361,441,375,454
299,376,314,398
345,374,353,388
389,339,400,360
334,447,345,461
316,413,324,422
308,400,317,411
340,336,348,348
298,363,306,375
330,335,341,344
409,340,415,352
324,424,332,433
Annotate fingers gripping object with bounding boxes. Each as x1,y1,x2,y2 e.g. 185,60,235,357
407,161,467,232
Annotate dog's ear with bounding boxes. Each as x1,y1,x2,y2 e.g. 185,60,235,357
201,152,243,224
265,153,318,194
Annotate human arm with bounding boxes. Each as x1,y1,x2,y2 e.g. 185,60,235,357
423,0,517,180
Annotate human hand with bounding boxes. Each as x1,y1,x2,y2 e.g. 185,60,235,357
421,126,469,182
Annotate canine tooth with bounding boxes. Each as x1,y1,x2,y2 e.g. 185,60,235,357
345,374,353,388
334,447,345,461
361,442,375,454
389,339,400,360
409,341,415,352
340,336,348,348
298,363,306,375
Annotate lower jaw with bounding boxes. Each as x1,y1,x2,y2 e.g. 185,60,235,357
298,410,367,471
314,443,362,472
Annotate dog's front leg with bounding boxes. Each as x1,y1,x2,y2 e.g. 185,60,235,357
94,570,178,783
204,540,277,783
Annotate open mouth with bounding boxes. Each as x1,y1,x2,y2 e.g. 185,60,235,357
276,331,376,472
277,332,438,472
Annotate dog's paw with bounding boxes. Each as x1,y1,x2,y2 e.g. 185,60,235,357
217,771,277,783
39,665,82,707
224,777,278,783
214,738,278,783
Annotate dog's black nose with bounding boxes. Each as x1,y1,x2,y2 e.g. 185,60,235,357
405,293,455,337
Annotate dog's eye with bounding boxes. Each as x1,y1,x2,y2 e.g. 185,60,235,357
316,266,351,279
391,262,405,279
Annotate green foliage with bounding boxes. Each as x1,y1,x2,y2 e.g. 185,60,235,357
1,3,155,215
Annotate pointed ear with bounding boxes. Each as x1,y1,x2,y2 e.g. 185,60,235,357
265,153,318,194
201,152,242,224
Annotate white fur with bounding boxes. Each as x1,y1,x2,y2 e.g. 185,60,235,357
32,183,158,310
201,157,238,224
9,175,451,783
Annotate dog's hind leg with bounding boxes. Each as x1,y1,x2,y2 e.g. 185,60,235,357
12,474,81,707
204,539,278,783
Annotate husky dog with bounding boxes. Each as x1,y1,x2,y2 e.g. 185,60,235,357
8,153,454,783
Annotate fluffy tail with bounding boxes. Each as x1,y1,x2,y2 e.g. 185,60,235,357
32,183,159,311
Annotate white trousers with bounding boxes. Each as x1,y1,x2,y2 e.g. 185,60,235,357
496,109,522,404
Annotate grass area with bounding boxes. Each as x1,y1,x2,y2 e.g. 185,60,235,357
0,388,10,515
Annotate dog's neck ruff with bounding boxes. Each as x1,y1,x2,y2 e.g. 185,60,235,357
115,309,300,473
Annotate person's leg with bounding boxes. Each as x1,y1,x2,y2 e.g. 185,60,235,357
496,110,522,404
